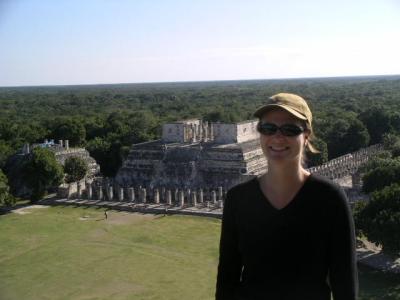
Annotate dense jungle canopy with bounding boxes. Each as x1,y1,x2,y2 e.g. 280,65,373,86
1,75,400,177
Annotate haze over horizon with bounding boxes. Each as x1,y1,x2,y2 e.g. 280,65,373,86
1,0,399,87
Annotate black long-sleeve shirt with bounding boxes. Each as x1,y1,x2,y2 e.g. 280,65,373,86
216,174,358,300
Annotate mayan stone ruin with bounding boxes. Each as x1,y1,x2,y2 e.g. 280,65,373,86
115,119,267,190
55,119,384,217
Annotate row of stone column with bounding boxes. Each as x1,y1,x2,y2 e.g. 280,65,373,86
307,144,383,178
309,159,367,175
74,183,225,208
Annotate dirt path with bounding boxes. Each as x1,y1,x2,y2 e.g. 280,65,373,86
11,205,50,215
357,238,400,274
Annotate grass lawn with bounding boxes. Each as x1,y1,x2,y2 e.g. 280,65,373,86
0,205,399,300
0,205,220,300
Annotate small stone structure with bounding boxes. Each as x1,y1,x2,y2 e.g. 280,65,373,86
23,139,100,177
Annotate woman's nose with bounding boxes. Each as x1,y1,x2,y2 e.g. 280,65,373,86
272,130,285,139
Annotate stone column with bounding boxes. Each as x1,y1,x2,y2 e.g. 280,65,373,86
141,188,147,203
174,189,179,205
154,188,160,204
192,192,197,207
77,183,82,199
198,189,204,203
218,186,223,201
98,186,103,200
65,140,69,150
86,182,92,200
166,190,172,205
107,186,114,201
205,122,209,141
67,184,73,199
59,140,63,148
198,121,203,141
138,188,143,203
179,190,185,207
218,200,224,209
118,187,124,201
161,187,166,203
211,190,217,204
128,188,135,202
189,124,196,143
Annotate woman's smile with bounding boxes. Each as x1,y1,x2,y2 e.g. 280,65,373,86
269,146,290,153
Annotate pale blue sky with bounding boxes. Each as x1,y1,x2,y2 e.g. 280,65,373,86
0,0,399,86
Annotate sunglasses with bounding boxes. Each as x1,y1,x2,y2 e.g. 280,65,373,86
257,122,305,137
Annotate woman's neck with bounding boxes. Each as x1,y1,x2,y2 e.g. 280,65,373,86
258,161,310,207
264,161,309,189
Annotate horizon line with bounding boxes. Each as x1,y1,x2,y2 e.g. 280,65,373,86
1,73,400,89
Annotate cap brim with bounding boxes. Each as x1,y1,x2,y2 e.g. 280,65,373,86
253,104,307,120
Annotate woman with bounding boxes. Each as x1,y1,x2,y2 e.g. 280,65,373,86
215,93,358,300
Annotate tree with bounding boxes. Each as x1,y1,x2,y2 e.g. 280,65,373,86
382,133,400,151
325,117,369,159
391,142,400,158
354,183,400,255
362,158,400,194
341,118,370,152
390,112,400,133
86,137,112,176
381,133,400,158
64,156,88,183
359,152,394,174
0,140,14,169
358,106,391,145
51,118,86,146
0,169,14,206
22,147,64,202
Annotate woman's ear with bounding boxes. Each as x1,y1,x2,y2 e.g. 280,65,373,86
304,131,310,146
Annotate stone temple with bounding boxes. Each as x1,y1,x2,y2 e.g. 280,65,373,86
115,119,267,190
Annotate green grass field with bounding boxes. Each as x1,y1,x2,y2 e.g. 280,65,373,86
0,205,399,300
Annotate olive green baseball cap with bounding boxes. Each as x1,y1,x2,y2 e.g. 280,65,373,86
253,93,312,125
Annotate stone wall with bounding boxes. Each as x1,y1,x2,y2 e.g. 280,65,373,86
236,120,259,143
162,119,212,143
161,119,258,144
213,123,237,143
212,120,259,144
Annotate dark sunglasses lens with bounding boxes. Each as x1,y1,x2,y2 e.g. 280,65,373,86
280,124,303,136
258,123,277,135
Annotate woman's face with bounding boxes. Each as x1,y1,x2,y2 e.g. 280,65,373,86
259,108,309,165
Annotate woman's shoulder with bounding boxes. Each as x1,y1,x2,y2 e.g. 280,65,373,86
224,177,259,210
227,177,258,196
307,173,348,205
307,173,341,189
